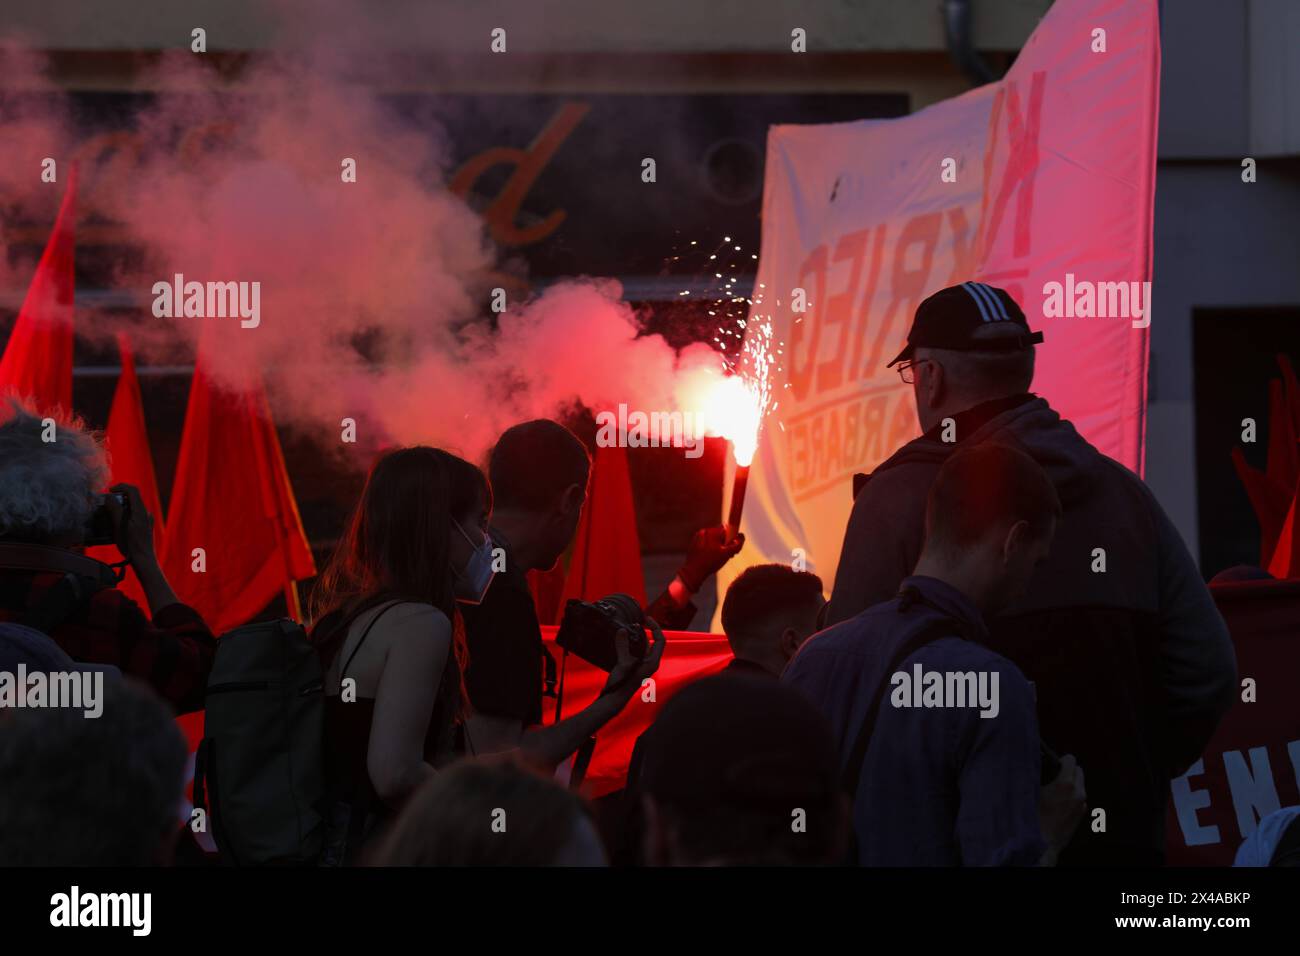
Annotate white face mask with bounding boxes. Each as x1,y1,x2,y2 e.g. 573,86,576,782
452,520,496,605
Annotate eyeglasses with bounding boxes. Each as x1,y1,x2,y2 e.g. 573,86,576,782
896,359,930,384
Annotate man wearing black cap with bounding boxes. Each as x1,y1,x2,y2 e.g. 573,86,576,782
825,281,1236,866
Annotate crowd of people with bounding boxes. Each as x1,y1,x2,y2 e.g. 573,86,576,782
0,281,1295,868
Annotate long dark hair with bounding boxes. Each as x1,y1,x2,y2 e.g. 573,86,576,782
309,446,490,719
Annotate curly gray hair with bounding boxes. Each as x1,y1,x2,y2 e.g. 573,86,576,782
0,397,109,542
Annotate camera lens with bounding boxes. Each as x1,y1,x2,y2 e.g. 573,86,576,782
598,593,645,632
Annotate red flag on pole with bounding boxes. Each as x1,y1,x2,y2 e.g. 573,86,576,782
86,334,165,606
0,168,76,413
559,444,645,607
528,564,568,626
1268,496,1297,579
162,343,316,633
1232,355,1300,572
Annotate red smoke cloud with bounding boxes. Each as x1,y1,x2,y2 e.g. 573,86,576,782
0,19,723,464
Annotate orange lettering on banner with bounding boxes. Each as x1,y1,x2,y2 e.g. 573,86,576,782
786,418,806,496
816,228,870,394
783,388,910,502
861,211,941,375
785,417,809,498
848,223,887,383
808,414,826,487
860,393,888,465
450,101,590,246
824,404,844,481
788,243,828,401
945,207,977,286
888,387,919,448
975,72,1045,264
842,399,860,467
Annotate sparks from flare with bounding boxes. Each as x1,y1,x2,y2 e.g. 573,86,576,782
663,234,785,466
711,239,779,468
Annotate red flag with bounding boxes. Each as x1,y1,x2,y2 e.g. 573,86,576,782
1233,355,1300,571
162,345,316,633
0,169,76,413
537,625,731,798
559,444,646,607
528,564,567,626
87,335,165,606
1268,495,1297,578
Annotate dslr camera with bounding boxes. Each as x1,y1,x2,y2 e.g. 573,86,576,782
84,492,130,548
555,593,647,672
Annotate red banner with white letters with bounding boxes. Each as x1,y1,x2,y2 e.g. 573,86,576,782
1165,581,1300,865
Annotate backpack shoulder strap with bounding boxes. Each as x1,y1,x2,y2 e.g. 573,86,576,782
340,599,406,680
840,617,962,798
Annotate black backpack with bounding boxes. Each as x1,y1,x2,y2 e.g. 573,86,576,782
193,617,325,866
193,601,405,866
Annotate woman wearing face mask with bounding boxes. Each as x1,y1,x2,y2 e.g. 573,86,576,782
309,446,495,863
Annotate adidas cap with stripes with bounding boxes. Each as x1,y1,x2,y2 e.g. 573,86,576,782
886,282,1044,368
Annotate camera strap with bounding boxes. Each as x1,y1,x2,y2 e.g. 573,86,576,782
541,645,558,699
0,543,120,635
0,543,122,588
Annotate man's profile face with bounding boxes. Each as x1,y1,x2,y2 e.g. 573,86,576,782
562,485,586,541
540,482,587,570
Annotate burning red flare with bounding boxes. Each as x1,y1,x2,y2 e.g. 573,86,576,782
704,373,764,467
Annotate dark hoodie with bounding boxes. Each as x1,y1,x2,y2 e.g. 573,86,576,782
826,394,1237,864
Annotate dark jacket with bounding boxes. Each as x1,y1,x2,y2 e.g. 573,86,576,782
0,570,215,713
785,575,1045,866
826,395,1237,863
461,531,548,726
462,528,697,726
